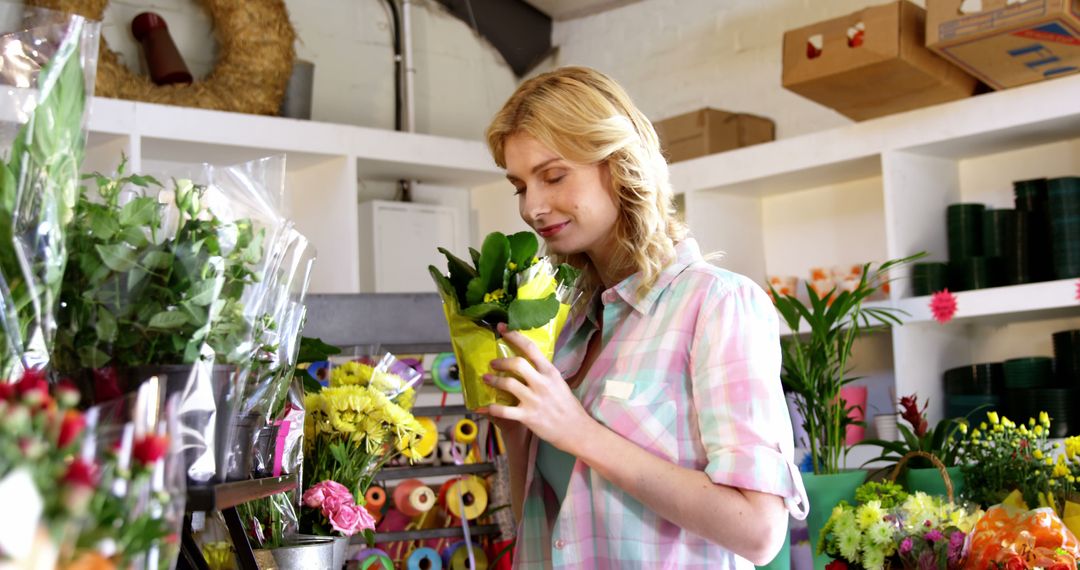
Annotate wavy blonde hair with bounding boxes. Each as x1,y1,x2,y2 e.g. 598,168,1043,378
486,66,687,300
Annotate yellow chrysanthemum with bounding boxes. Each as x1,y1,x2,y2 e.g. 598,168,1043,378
987,411,999,425
1040,411,1051,428
1054,456,1071,478
980,422,988,430
1034,425,1045,436
958,422,968,434
1034,449,1044,460
856,500,884,530
396,387,416,411
1065,436,1080,461
484,288,506,303
330,361,376,387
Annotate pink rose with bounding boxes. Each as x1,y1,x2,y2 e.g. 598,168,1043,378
328,503,376,536
320,493,348,517
302,480,352,510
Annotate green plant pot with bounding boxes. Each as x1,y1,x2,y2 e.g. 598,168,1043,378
903,466,965,500
803,470,866,570
755,528,790,570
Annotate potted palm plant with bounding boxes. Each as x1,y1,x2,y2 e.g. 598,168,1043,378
769,253,922,570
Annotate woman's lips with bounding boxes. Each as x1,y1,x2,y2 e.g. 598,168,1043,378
537,221,569,238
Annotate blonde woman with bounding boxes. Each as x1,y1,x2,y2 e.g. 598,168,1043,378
481,67,808,569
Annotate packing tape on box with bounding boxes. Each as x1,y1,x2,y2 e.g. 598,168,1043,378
364,484,387,515
432,352,462,393
449,543,489,570
354,548,394,570
394,479,436,517
443,476,488,521
407,547,443,570
450,418,478,445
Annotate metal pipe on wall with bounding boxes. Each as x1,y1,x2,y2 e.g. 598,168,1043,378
401,0,416,134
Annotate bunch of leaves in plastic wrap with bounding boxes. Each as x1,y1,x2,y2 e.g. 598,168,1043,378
0,11,99,377
53,158,266,373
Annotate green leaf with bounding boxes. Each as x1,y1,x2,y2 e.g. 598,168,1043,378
460,302,508,324
88,209,119,240
436,248,477,305
556,263,580,287
507,231,539,269
478,232,511,293
95,308,118,343
148,310,189,329
94,243,139,272
120,225,150,248
428,265,456,302
468,247,481,268
297,337,341,363
302,374,323,394
508,293,559,330
77,345,111,368
119,196,158,226
465,276,487,307
241,229,265,265
187,279,220,306
141,250,172,270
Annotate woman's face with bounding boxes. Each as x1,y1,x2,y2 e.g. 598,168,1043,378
503,133,619,261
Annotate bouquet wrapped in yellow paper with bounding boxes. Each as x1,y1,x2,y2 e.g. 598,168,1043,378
429,231,580,410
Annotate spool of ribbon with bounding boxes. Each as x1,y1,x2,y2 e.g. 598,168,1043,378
408,547,443,570
450,544,489,570
442,476,488,521
438,440,468,466
305,361,330,385
412,417,439,460
394,479,436,517
432,353,462,393
364,484,387,518
450,418,478,445
354,548,394,570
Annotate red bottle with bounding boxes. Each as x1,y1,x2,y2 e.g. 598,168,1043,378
131,12,193,85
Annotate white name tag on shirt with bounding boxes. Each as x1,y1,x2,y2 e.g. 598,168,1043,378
603,380,634,400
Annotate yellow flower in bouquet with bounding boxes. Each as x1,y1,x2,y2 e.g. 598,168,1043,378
429,231,580,410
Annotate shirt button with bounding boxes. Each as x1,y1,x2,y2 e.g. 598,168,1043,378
554,539,567,550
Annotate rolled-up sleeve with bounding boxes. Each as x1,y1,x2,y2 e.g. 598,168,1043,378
689,277,809,520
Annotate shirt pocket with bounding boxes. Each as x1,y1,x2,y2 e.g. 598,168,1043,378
593,378,680,462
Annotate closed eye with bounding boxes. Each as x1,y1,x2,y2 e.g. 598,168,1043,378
545,175,565,185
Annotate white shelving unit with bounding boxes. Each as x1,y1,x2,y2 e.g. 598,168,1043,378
83,97,503,295
677,73,1080,425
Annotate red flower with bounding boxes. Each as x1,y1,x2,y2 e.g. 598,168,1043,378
58,409,86,448
1002,554,1027,570
92,367,123,403
826,560,849,570
63,458,98,488
0,382,13,401
899,394,929,437
15,368,49,400
132,434,170,465
55,379,81,408
930,289,958,324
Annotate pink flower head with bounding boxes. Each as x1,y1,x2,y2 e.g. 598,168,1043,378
302,480,352,510
900,537,915,555
329,503,377,536
925,529,944,543
930,289,958,324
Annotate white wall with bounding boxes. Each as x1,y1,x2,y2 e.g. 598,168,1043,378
98,0,518,140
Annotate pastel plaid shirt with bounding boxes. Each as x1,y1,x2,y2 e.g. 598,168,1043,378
512,238,809,570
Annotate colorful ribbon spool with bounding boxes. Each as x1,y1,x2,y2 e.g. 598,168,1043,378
364,484,387,520
438,440,468,466
450,418,478,445
449,544,489,570
407,547,443,570
410,417,439,461
354,548,394,570
305,361,330,385
432,352,462,393
442,476,488,521
394,479,436,518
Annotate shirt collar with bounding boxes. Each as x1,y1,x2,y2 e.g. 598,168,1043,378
600,237,702,315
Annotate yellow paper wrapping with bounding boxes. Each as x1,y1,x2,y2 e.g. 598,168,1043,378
439,261,574,410
1065,501,1080,540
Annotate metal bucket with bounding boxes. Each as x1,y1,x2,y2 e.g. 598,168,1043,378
253,535,335,569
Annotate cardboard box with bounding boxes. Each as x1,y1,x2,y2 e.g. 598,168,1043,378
926,0,1080,90
652,108,775,163
782,1,979,121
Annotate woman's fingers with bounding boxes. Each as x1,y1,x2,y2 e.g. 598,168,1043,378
487,402,526,423
497,322,558,376
489,355,539,385
484,373,529,402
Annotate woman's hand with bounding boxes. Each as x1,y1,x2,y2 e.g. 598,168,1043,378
483,322,597,454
